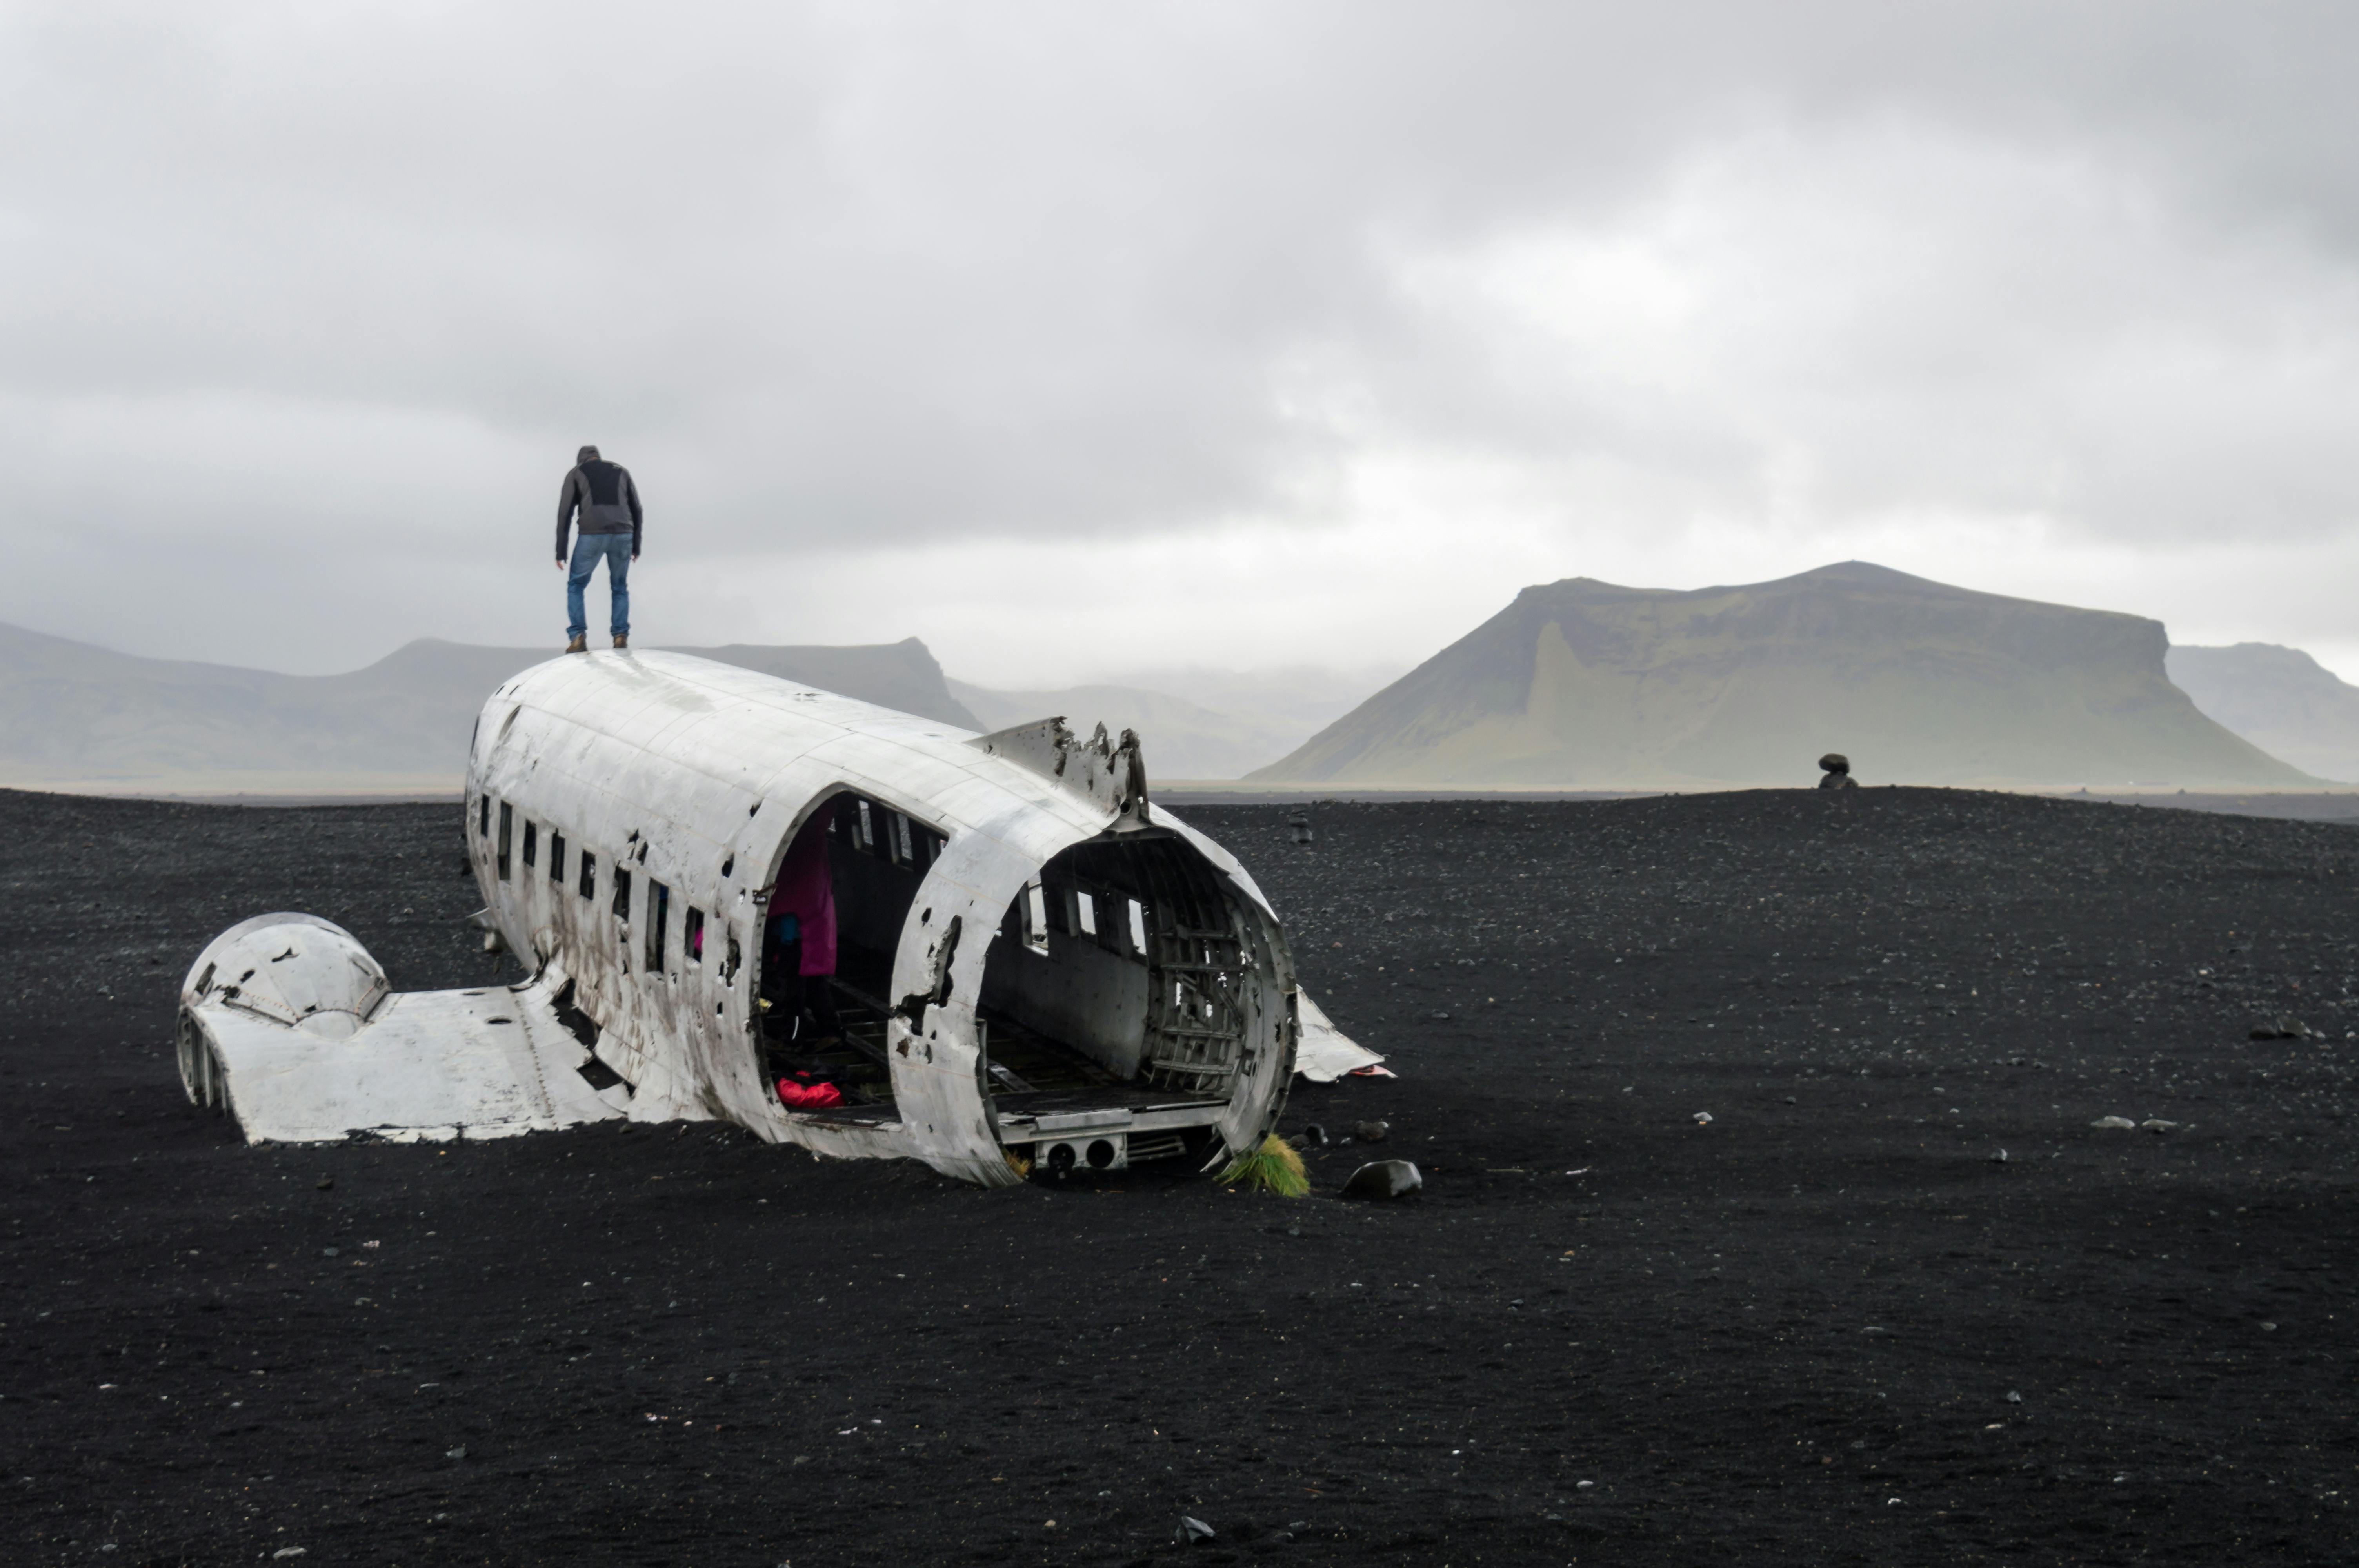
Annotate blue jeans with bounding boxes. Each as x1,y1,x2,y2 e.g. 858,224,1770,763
566,532,632,639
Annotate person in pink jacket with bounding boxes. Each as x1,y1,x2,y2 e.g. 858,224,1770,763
762,806,840,1045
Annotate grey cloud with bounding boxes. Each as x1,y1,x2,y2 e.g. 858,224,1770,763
3,2,2358,668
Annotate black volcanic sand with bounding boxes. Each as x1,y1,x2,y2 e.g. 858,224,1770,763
2,787,2355,1566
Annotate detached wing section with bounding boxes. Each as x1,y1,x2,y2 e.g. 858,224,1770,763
176,914,627,1143
190,985,625,1143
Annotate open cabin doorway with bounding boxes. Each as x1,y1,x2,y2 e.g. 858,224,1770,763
754,789,947,1123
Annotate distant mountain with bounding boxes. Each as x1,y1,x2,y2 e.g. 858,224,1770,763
2166,643,2359,785
1093,665,1398,739
0,622,979,795
1251,562,2316,790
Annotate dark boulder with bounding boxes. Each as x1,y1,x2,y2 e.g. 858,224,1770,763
1340,1159,1423,1199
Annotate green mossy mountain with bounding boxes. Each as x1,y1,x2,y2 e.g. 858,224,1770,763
1251,562,2313,790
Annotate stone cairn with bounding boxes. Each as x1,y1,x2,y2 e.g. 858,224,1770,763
1817,752,1858,791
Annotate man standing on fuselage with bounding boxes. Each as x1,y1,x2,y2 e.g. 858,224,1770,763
556,445,643,652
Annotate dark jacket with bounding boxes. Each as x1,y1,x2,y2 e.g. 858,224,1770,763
557,461,644,557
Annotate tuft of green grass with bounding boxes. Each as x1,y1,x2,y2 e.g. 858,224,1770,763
1218,1135,1309,1197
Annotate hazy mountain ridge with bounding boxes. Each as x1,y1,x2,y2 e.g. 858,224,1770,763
1253,562,2316,790
0,622,979,793
2166,643,2359,785
4,580,2345,797
951,681,1316,780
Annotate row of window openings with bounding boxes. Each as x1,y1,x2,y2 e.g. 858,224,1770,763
843,792,942,871
482,788,934,888
484,796,1156,991
482,797,737,980
1022,882,1149,959
484,791,936,893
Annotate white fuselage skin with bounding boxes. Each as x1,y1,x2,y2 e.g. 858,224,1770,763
462,651,1298,1185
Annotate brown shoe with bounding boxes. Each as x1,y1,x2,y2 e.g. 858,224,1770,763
564,634,587,654
612,634,628,650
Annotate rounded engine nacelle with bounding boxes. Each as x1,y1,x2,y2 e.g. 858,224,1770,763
178,913,391,1108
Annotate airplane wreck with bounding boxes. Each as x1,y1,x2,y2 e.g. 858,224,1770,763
176,651,1380,1185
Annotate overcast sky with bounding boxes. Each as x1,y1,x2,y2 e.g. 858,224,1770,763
6,2,2359,688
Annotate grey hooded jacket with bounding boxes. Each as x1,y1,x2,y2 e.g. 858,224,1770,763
556,450,644,557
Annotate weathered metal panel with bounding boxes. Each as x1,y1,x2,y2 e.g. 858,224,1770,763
182,650,1374,1182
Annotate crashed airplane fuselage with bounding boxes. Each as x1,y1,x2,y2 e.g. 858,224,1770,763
176,651,1375,1186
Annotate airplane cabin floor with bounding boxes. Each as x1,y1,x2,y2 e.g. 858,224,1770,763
0,786,2355,1565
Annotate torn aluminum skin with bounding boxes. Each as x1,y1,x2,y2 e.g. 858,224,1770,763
177,650,1380,1185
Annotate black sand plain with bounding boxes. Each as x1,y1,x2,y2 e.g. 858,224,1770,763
2,786,2355,1566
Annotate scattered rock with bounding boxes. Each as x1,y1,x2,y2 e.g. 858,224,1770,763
320,1246,340,1258
1176,1515,1216,1544
1298,1123,1329,1147
2089,1116,2137,1130
2251,1017,2312,1041
445,1445,467,1461
2006,1390,2023,1403
1352,1120,1389,1143
2140,1119,2180,1133
1340,1160,1422,1200
314,1177,333,1191
1990,1148,2008,1163
1692,1111,1714,1126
